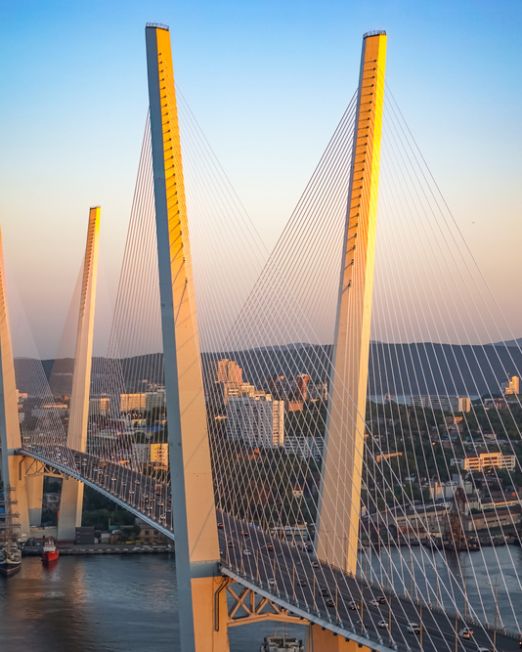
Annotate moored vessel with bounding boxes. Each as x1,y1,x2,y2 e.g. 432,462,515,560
41,536,60,565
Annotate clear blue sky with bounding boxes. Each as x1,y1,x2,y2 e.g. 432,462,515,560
1,1,521,356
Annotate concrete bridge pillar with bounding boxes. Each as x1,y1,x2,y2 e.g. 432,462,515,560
307,625,373,651
25,466,44,527
193,576,230,651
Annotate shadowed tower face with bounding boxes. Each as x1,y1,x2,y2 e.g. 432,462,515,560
316,31,387,574
145,24,228,652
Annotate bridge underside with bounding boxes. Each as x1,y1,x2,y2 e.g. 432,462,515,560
18,447,390,651
18,447,175,541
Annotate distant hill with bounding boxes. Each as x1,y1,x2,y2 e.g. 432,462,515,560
493,338,522,349
13,340,522,398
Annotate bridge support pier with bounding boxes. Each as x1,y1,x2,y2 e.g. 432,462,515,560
25,464,44,527
306,625,373,652
193,576,230,651
57,477,83,541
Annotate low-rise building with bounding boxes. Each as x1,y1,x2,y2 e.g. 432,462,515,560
150,443,169,469
89,396,110,416
461,452,516,472
504,375,520,396
284,434,323,459
120,393,146,412
411,395,471,413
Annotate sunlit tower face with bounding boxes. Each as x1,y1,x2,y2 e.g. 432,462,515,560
315,31,387,574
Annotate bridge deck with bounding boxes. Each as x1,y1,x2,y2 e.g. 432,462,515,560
20,446,521,652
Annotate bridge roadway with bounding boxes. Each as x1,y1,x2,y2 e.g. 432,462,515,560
20,445,520,652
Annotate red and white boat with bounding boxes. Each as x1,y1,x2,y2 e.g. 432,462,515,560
41,536,59,564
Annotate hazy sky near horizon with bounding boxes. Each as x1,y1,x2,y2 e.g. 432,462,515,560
1,1,521,358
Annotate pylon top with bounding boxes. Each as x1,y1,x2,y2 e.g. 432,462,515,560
363,30,386,38
146,23,169,31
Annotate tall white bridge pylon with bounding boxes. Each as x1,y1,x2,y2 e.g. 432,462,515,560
316,29,387,576
145,23,227,652
58,206,101,541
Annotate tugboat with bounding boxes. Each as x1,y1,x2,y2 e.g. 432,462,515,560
0,490,22,577
260,635,304,652
41,536,59,565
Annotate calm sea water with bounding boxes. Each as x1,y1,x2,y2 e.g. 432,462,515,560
363,544,522,632
0,555,304,652
1,549,520,651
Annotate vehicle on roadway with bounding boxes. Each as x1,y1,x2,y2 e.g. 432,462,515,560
369,599,380,607
459,627,473,640
326,598,335,608
348,601,360,611
406,623,420,634
378,619,388,629
243,549,252,556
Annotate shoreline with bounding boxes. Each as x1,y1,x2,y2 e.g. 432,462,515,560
23,543,174,556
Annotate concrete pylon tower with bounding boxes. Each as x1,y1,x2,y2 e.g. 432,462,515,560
316,31,387,574
57,207,100,540
145,24,229,652
0,229,30,537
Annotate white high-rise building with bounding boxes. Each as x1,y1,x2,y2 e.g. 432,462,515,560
226,394,284,448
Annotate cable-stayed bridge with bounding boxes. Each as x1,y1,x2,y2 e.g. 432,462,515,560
2,23,522,652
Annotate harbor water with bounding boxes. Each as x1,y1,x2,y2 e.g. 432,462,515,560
0,554,304,651
1,548,520,650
